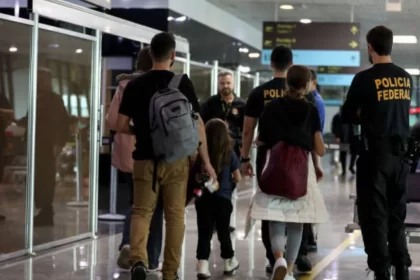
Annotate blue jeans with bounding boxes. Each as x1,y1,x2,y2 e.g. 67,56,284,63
120,172,163,269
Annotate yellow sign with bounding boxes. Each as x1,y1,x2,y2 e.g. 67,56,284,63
349,41,358,48
351,26,358,35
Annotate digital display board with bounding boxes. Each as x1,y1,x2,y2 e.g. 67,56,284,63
316,66,368,86
262,22,361,67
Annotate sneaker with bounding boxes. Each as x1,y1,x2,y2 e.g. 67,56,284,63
223,257,239,275
147,263,162,273
271,258,287,280
131,262,147,280
295,255,312,272
117,245,131,270
373,269,390,280
196,260,211,279
395,266,409,280
266,264,273,274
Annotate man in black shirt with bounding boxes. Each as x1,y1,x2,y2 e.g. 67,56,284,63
117,32,216,280
241,46,291,273
342,26,412,280
200,72,246,158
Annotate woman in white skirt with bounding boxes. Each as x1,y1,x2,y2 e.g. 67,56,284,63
246,65,329,280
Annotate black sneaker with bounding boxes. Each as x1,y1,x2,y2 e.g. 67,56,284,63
265,264,273,274
395,266,409,280
131,262,147,280
295,255,312,272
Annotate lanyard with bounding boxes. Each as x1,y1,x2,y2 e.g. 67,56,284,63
222,101,231,120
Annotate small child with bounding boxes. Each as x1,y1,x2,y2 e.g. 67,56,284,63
195,118,241,279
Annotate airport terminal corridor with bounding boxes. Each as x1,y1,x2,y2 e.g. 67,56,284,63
0,168,419,280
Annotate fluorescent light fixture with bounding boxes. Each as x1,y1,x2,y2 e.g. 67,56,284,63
280,4,294,10
238,65,251,73
405,68,420,75
300,18,312,24
175,16,187,22
167,16,174,21
387,0,402,12
75,49,83,54
249,52,260,58
9,46,17,52
394,35,417,44
239,47,249,53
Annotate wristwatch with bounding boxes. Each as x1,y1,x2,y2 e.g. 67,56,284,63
241,157,251,163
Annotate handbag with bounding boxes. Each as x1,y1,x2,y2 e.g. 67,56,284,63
258,141,309,200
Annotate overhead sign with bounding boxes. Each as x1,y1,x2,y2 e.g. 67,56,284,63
262,22,361,67
81,0,111,9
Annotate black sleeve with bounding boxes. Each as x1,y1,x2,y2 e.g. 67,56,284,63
311,106,322,134
342,73,363,124
244,88,264,118
119,79,137,118
179,74,200,113
258,101,276,146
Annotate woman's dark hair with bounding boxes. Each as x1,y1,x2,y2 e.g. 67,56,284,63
135,46,153,72
286,65,311,99
205,119,233,175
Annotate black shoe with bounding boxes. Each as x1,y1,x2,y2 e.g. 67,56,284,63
131,262,147,280
229,226,236,233
265,264,273,274
374,269,390,280
395,266,409,280
295,255,312,272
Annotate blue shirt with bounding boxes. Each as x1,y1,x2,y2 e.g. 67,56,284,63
313,90,325,133
214,152,240,200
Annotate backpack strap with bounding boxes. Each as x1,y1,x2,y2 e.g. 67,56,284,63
168,74,183,89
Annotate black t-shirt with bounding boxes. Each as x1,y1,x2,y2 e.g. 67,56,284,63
119,70,200,160
259,96,321,151
342,63,412,140
245,78,287,120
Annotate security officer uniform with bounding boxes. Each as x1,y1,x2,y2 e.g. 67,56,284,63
342,62,412,279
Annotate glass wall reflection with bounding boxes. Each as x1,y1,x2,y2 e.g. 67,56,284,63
172,60,184,74
32,28,93,245
240,75,255,100
0,19,31,254
190,63,212,104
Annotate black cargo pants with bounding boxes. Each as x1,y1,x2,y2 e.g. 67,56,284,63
356,147,412,271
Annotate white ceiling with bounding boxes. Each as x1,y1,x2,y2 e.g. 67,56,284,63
207,0,420,68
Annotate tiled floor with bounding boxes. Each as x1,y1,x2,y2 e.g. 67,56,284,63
0,167,419,280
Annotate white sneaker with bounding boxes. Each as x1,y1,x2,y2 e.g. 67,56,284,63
116,245,130,270
271,258,287,280
147,263,162,273
223,257,240,275
196,260,211,279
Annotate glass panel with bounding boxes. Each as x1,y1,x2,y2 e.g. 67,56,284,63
190,64,212,104
172,60,184,74
0,19,31,254
240,75,255,100
32,28,93,246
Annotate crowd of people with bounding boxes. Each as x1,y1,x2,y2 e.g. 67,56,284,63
108,25,413,280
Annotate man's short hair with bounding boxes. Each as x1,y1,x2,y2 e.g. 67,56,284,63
218,71,233,79
310,69,317,80
271,46,293,71
366,26,393,56
150,32,176,62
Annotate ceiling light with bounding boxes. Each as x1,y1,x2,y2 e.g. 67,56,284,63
9,46,17,53
300,19,312,24
238,65,251,73
75,49,83,54
280,5,294,10
175,16,187,22
167,16,174,21
394,35,417,44
239,47,249,53
405,68,420,75
249,52,260,58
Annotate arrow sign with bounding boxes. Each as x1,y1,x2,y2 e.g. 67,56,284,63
349,41,358,48
351,25,358,35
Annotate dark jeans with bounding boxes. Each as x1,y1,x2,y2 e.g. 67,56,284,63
196,194,234,260
340,151,357,174
34,154,56,215
120,172,163,269
256,147,276,267
299,224,316,256
356,150,411,271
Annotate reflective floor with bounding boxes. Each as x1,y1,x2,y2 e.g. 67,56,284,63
0,166,419,280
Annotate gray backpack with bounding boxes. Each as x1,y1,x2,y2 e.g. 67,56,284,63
149,74,199,163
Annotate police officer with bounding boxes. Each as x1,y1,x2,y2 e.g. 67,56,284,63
342,26,411,280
